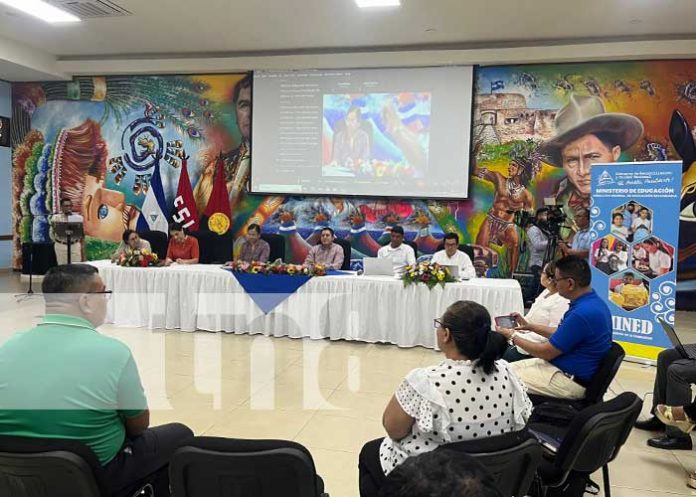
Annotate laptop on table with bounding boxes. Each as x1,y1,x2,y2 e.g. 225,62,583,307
658,318,696,360
441,264,461,280
362,257,396,276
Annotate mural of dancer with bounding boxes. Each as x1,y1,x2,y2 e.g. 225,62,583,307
474,140,540,272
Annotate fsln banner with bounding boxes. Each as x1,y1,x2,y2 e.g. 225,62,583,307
589,161,681,361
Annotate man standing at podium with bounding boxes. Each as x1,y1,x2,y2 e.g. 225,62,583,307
51,198,84,264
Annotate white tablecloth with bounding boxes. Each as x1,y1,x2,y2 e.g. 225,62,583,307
89,261,523,348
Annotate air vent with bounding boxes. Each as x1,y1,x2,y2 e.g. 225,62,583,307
46,0,132,19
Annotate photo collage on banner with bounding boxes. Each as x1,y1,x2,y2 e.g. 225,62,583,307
590,161,682,361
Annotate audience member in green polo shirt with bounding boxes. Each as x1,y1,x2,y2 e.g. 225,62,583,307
0,264,193,496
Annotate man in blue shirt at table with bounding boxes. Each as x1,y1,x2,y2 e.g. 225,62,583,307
495,255,612,400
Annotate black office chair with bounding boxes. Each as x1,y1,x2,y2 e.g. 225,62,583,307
404,240,418,257
138,230,169,260
260,233,286,262
529,342,625,413
169,437,328,497
440,430,543,497
434,242,475,261
530,392,642,497
190,229,235,264
0,435,108,497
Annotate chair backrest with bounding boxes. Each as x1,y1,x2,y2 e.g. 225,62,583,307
437,430,543,497
0,435,106,497
137,230,169,260
331,239,352,270
584,342,625,404
260,233,286,262
190,229,235,264
404,240,418,257
434,243,475,261
555,392,642,478
169,437,321,497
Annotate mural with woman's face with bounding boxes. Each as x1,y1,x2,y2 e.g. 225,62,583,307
47,119,141,243
82,175,140,241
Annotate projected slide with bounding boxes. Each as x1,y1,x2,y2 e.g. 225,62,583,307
252,66,473,199
322,93,431,180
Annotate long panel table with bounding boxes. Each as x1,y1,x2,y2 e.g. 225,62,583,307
89,261,524,349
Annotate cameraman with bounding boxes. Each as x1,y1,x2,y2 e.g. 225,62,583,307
526,208,550,302
559,207,591,260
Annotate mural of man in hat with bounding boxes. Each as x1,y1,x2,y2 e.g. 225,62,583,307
541,94,644,219
474,139,541,273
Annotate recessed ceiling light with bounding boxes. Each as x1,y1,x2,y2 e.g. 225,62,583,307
0,0,80,23
355,0,401,8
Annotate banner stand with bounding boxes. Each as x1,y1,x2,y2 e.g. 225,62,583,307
589,161,682,364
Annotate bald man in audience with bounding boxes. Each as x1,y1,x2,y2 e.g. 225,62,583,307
0,264,193,496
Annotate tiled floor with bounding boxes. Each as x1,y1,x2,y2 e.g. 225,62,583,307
2,272,696,496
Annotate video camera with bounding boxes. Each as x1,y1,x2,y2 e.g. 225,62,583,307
513,205,567,237
537,206,567,236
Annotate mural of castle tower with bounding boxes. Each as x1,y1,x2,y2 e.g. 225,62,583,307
474,93,557,146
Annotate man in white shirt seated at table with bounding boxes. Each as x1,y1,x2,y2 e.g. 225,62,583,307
304,227,344,269
377,225,416,274
431,232,476,279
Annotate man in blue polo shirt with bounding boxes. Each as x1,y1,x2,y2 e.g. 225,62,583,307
0,264,193,496
495,255,612,399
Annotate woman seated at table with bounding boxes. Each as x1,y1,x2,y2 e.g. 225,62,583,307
358,300,532,497
502,261,569,362
110,229,152,261
164,222,199,266
234,223,270,263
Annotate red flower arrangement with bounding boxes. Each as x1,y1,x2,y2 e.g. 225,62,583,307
114,248,159,268
226,259,327,276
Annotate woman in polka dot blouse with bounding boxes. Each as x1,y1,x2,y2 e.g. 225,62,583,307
358,300,533,497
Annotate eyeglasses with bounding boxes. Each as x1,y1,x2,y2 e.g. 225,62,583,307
552,276,574,284
433,318,445,330
87,290,113,299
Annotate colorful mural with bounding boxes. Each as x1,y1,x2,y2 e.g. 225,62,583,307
10,62,696,303
473,61,696,296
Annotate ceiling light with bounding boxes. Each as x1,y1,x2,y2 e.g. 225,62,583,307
355,0,401,8
0,0,80,23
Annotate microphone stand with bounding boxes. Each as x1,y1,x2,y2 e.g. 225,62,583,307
15,241,38,303
66,229,72,265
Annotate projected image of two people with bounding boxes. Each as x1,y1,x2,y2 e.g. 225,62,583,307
322,93,430,179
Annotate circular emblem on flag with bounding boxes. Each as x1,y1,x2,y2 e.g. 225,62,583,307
208,213,230,234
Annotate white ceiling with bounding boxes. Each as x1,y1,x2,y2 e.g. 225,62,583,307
0,0,694,58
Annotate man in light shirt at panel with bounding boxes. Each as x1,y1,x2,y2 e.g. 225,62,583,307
431,232,476,279
304,227,344,270
377,225,416,274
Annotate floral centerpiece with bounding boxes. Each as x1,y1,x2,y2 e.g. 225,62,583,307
402,262,456,289
115,248,159,268
226,259,327,277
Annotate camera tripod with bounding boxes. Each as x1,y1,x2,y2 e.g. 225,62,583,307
529,229,562,299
